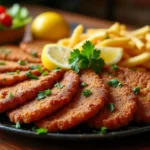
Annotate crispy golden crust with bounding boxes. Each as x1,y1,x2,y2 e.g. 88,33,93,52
103,66,150,123
35,70,107,132
0,45,41,63
8,70,80,123
20,40,51,57
0,70,41,86
0,70,63,113
88,74,137,129
0,60,42,73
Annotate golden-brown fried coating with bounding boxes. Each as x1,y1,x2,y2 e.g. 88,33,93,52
103,66,150,123
20,40,51,57
88,74,137,129
0,45,41,63
0,70,63,113
8,70,80,123
35,70,107,132
0,60,42,73
0,70,41,86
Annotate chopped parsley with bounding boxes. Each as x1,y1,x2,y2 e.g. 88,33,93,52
2,78,6,82
69,41,105,73
80,82,88,87
12,121,20,129
9,93,14,98
36,89,51,100
82,89,92,97
0,62,6,65
26,70,39,80
131,68,136,72
100,127,107,134
42,71,49,76
107,79,123,88
54,82,64,89
16,70,20,74
31,51,37,57
6,72,15,75
111,64,118,71
93,127,107,134
107,103,114,113
0,48,11,55
18,60,28,66
132,87,140,95
53,67,61,72
30,65,42,73
35,128,48,135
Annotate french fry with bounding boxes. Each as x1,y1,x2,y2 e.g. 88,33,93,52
68,24,83,48
80,33,89,41
146,42,150,51
120,52,150,67
57,38,70,46
146,33,150,42
96,37,129,47
86,29,107,34
135,67,146,72
125,32,145,50
74,31,107,49
108,22,120,33
142,61,150,69
131,25,150,37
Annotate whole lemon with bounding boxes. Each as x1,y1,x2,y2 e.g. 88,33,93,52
31,12,70,41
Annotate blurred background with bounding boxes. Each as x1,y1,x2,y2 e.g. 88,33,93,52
0,0,150,27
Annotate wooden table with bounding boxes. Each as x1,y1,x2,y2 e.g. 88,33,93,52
0,4,149,150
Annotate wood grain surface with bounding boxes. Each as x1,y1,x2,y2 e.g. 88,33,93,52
0,4,149,150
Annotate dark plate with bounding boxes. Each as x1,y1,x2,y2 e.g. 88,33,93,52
0,113,150,140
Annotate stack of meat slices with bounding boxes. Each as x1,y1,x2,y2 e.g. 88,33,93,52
0,41,150,133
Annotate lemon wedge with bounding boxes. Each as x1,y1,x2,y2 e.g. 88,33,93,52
41,44,71,70
96,46,123,65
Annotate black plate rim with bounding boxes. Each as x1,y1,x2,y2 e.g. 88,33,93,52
0,123,150,140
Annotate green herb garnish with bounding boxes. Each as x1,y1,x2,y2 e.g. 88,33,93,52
12,121,20,129
36,89,51,100
80,82,88,87
105,35,110,39
132,87,140,95
69,41,105,73
93,127,107,134
53,67,61,72
16,70,20,74
107,79,123,88
30,65,42,73
54,82,64,89
82,89,92,97
0,62,6,65
35,128,48,135
9,93,14,98
31,51,37,57
100,127,107,134
6,72,15,75
111,64,118,71
108,103,114,113
42,71,49,76
18,60,28,66
0,48,11,55
26,70,39,80
131,68,136,72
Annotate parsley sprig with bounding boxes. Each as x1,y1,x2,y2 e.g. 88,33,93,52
69,41,105,73
36,89,51,100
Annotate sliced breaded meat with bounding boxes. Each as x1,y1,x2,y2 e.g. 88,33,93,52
0,70,63,113
8,70,80,123
88,74,137,129
103,66,150,123
0,60,42,73
0,70,41,86
35,69,107,132
0,45,40,63
20,40,51,57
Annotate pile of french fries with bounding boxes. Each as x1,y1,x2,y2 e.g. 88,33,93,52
57,22,150,71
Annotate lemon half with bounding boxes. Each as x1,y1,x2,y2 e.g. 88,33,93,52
96,46,123,65
41,44,71,70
